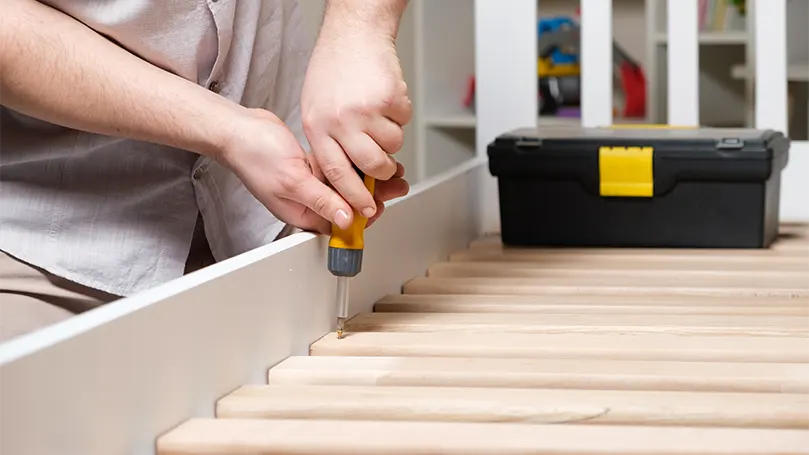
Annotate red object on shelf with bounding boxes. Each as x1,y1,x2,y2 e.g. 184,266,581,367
463,75,476,108
618,61,646,118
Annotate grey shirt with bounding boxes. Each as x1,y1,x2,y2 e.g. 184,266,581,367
0,0,312,296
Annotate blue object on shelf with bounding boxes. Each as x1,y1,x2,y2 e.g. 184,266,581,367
537,16,579,65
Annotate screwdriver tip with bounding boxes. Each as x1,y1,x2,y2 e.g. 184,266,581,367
336,317,346,339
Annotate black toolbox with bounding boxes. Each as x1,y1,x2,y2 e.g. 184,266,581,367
487,126,790,248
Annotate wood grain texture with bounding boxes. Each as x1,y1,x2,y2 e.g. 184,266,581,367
217,384,809,428
374,294,809,316
448,249,809,271
158,224,809,455
457,243,809,256
309,332,809,363
426,262,809,287
344,312,809,337
156,418,809,455
467,224,809,252
267,355,809,393
402,277,809,298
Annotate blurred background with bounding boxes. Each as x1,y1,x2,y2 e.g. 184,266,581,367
300,0,808,183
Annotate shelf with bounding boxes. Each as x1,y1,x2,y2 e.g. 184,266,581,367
654,31,747,45
424,112,477,129
730,64,809,82
425,112,651,129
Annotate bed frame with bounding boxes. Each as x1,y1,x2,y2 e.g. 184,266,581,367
1,1,806,454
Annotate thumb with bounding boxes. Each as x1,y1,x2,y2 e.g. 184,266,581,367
283,157,354,230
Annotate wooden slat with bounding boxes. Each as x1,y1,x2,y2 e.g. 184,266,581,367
402,277,809,298
158,221,809,455
216,384,809,429
374,294,809,316
468,238,809,253
426,262,809,287
448,250,809,271
156,418,809,455
468,224,809,251
452,247,809,261
309,332,809,363
344,312,809,337
466,243,809,256
268,355,809,394
469,239,809,254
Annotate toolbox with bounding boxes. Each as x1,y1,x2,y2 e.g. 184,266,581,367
487,126,791,248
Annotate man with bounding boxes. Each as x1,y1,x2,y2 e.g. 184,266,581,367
0,0,412,341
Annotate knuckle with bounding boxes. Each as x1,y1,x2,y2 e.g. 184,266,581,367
388,128,405,153
312,194,330,216
277,169,302,195
302,110,318,129
362,154,394,179
320,162,345,185
379,91,397,110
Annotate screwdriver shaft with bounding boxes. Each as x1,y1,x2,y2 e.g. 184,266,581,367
335,276,350,339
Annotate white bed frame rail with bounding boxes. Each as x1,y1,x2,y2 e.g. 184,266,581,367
1,1,805,454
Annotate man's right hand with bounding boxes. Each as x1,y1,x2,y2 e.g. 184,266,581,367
218,109,409,235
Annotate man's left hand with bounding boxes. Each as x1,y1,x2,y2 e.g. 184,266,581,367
301,16,412,228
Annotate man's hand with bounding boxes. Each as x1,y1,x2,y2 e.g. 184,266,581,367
301,0,412,225
219,109,409,235
0,0,407,236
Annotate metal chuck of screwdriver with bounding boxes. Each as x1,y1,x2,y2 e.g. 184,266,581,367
328,169,375,339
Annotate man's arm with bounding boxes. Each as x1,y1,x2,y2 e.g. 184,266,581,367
0,0,240,158
301,0,412,221
320,0,409,40
0,0,366,235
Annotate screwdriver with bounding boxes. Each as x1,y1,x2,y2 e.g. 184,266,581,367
328,167,375,339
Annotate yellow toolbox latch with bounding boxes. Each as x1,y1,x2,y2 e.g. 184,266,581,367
598,146,654,197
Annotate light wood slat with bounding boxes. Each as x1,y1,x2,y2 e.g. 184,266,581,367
465,239,809,254
468,241,809,254
468,226,809,252
426,262,809,287
469,238,809,252
403,277,809,298
374,294,809,316
427,262,809,284
345,312,809,337
469,221,809,248
448,250,809,270
309,332,809,363
156,418,809,455
268,355,809,394
217,384,809,429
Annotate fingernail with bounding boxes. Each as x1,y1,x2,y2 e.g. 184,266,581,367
334,209,350,229
361,207,375,218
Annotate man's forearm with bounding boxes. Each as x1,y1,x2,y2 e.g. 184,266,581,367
322,0,409,39
0,0,244,158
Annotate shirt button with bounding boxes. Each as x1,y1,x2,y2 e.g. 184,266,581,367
208,80,221,93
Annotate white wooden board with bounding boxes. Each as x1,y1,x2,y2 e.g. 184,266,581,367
0,158,490,455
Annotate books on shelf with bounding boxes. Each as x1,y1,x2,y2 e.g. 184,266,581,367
699,0,746,31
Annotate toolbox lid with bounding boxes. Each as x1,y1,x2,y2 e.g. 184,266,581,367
488,126,790,197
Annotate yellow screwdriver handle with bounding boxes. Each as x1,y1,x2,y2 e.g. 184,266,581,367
329,172,376,250
327,169,375,277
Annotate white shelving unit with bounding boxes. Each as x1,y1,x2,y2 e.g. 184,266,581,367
411,0,477,181
646,0,751,128
300,0,651,182
410,0,654,181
